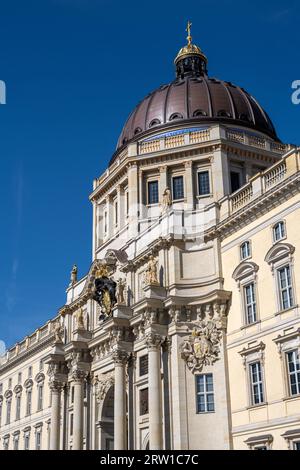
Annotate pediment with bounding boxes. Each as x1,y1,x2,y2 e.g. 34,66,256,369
264,242,295,265
232,261,259,282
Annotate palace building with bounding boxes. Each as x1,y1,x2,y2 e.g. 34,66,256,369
1,25,300,451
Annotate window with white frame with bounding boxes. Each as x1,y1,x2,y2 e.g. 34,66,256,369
249,362,264,405
24,431,30,450
6,399,11,424
232,261,259,328
245,434,273,450
244,283,257,324
13,434,19,450
26,389,32,416
273,221,286,242
172,175,184,200
286,350,300,396
195,374,215,413
114,199,118,226
240,241,251,260
35,429,42,450
16,395,21,420
104,211,108,235
198,171,210,196
37,384,43,411
28,367,32,378
277,265,294,310
3,436,9,450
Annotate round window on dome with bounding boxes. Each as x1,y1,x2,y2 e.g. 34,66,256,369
217,110,232,118
193,109,207,117
169,113,183,121
134,127,142,135
149,119,161,128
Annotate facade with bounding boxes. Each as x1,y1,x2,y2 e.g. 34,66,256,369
1,27,300,451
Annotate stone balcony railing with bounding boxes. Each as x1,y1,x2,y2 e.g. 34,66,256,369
220,149,300,219
93,125,290,192
0,318,59,367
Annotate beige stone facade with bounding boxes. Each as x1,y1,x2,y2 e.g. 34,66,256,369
0,121,299,450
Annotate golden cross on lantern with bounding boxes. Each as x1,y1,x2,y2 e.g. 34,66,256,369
186,20,192,45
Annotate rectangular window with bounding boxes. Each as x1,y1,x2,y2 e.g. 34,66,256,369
6,400,11,424
3,438,9,450
71,386,74,404
13,435,19,450
273,221,285,241
241,241,250,260
198,171,210,196
254,445,268,450
70,413,74,436
37,385,43,411
287,350,300,396
18,372,22,384
294,441,300,450
0,402,2,426
196,374,215,413
278,266,294,310
26,390,32,416
147,180,159,205
140,388,149,415
36,430,41,450
104,211,107,234
28,367,32,378
24,433,30,450
139,355,149,376
16,395,21,420
172,175,184,200
250,362,264,405
114,200,118,226
244,283,257,324
8,378,12,388
230,171,241,193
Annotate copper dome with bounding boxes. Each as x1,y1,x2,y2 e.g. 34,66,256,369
115,28,278,153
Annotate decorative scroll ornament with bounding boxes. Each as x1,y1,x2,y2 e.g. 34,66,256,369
93,263,117,320
94,372,114,403
180,312,225,373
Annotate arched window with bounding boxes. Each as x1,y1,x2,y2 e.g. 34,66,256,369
193,109,207,117
169,113,183,121
149,119,161,128
134,127,142,135
217,109,232,118
273,221,286,242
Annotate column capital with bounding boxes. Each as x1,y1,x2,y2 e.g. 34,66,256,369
146,333,164,351
112,349,129,365
71,369,88,383
49,380,65,392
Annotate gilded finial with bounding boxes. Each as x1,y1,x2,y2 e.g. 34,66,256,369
186,20,192,46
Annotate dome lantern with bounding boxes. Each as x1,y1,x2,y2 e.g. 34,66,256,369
174,21,208,79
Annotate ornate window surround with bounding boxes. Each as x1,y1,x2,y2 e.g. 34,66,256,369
232,261,260,327
244,434,273,450
264,242,296,314
238,341,267,408
281,428,300,450
273,328,300,399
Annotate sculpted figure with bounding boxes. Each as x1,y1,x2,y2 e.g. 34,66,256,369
70,264,78,285
116,278,126,304
53,320,63,344
75,308,85,330
161,187,172,212
145,255,159,285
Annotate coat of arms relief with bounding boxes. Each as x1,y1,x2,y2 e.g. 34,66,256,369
180,303,227,373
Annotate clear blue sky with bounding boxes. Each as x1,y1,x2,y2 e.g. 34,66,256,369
0,0,299,350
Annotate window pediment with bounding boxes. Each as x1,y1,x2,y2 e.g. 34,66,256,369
4,389,12,399
24,378,33,389
232,261,259,283
14,384,23,395
264,242,295,266
35,372,45,383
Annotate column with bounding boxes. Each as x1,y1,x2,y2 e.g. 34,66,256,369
146,333,163,450
211,146,230,199
184,161,194,209
113,350,128,450
49,381,63,450
72,370,86,450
